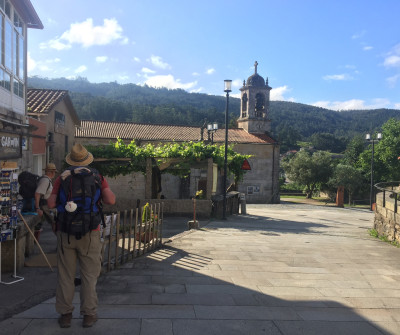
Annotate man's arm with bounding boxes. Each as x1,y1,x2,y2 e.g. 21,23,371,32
102,187,116,205
47,193,57,209
34,192,43,216
101,177,116,205
47,177,60,209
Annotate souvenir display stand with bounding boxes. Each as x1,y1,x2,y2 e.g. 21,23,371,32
0,167,24,285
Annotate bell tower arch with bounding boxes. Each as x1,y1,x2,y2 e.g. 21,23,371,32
237,61,272,134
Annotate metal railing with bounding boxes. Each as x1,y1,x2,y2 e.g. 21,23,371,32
375,182,399,213
101,202,164,273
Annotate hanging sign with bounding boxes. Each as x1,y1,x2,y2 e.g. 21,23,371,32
0,132,21,159
241,159,251,170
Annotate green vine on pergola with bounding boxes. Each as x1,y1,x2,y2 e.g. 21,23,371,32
88,138,251,182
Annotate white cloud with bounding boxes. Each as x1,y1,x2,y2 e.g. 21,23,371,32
141,67,156,74
28,54,62,74
312,98,390,111
144,74,197,90
96,56,108,63
387,74,400,87
118,75,130,82
384,55,400,68
352,30,366,39
395,103,400,109
270,85,290,101
40,37,71,50
41,18,127,50
323,73,353,81
74,65,87,74
190,87,203,93
383,44,400,68
232,79,243,88
149,55,171,69
27,52,36,72
133,57,140,62
192,72,200,76
206,68,215,75
363,46,373,51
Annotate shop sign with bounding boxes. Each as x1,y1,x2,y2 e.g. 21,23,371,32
0,132,21,159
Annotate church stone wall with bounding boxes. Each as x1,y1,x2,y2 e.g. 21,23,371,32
234,142,280,204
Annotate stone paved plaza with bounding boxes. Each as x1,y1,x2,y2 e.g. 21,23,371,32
1,203,400,334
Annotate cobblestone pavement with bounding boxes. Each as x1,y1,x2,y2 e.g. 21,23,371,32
2,203,400,334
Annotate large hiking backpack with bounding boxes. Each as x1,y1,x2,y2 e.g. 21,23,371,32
18,172,47,212
57,167,103,239
18,171,41,199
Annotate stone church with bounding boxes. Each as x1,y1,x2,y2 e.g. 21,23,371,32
235,61,279,203
28,62,280,215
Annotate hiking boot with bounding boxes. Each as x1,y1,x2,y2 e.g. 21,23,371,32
58,313,72,328
83,314,98,328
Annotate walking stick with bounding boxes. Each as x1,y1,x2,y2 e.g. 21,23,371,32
18,211,54,272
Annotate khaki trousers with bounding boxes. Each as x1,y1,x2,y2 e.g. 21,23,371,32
55,230,103,316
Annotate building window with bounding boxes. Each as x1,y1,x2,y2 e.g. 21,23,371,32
0,68,11,91
242,93,248,112
13,79,23,97
4,19,11,70
0,1,25,97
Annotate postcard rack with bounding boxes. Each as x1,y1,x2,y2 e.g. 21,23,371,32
0,167,23,285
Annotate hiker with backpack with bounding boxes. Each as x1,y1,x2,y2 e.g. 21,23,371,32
47,143,116,328
34,163,58,233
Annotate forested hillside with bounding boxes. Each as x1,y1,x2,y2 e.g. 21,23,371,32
28,76,400,150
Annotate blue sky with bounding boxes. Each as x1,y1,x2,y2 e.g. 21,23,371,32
28,0,400,111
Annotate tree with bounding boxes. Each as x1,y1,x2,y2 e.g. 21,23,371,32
343,134,365,166
281,150,333,198
329,164,365,205
358,118,400,182
310,132,347,153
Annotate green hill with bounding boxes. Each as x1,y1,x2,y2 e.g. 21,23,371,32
28,76,400,149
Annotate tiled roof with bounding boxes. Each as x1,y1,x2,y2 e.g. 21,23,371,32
27,89,69,114
76,120,276,144
27,89,80,125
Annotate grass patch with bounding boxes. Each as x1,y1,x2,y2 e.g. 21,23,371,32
344,203,370,209
280,195,306,199
368,229,400,248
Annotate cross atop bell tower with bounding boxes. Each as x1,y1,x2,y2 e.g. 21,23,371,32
237,61,272,134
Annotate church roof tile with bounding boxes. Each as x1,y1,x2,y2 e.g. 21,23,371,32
76,120,276,144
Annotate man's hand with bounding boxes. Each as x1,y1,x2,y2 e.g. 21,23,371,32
36,208,43,217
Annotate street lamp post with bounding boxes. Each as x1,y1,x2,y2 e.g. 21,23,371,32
366,132,382,211
222,80,232,220
207,122,218,144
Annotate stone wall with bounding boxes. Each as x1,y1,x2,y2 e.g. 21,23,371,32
374,192,400,242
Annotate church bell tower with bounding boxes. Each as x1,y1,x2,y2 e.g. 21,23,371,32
237,61,272,134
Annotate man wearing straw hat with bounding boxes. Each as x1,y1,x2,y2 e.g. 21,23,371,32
48,143,115,328
34,163,58,234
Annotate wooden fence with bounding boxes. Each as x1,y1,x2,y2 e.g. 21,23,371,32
101,202,164,273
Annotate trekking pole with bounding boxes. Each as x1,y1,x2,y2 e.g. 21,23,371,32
18,211,54,272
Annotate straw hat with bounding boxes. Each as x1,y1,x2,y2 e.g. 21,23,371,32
65,143,93,166
44,163,58,172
